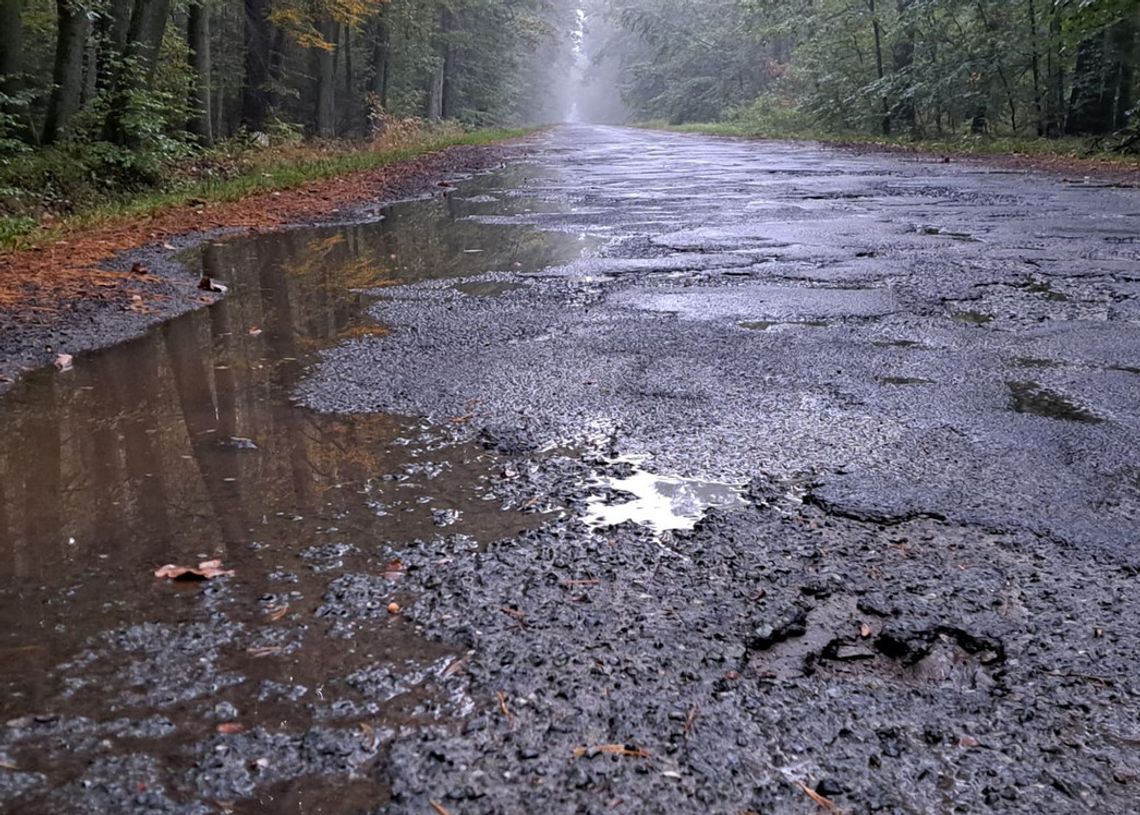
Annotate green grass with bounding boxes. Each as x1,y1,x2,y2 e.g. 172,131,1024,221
642,120,1140,166
0,127,533,253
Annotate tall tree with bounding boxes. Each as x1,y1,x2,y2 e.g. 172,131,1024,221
241,0,272,131
43,0,90,143
187,0,213,143
312,18,337,136
0,0,34,143
101,0,175,144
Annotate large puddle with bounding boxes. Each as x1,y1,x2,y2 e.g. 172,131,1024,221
0,167,602,806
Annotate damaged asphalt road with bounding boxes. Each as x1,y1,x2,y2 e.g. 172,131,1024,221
3,125,1140,813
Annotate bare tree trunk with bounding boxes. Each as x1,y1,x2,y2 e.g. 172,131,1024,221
186,0,212,143
891,0,916,135
0,0,36,143
440,6,457,119
868,0,890,135
43,0,90,143
427,7,451,120
313,18,336,137
369,11,391,108
241,0,271,131
1028,0,1044,135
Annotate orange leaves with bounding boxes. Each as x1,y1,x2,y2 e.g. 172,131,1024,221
270,0,390,51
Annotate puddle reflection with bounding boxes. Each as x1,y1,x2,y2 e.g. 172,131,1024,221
0,171,592,719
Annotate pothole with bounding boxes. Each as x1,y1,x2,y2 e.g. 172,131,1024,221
1007,381,1103,424
583,459,745,532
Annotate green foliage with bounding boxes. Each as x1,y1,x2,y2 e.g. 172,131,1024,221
606,0,1140,143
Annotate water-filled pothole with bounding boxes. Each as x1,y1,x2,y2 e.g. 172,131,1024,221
1007,381,1102,424
584,459,745,532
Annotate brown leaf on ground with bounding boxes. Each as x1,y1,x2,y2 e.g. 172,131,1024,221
265,603,289,622
154,559,235,581
382,559,405,580
572,744,650,759
215,722,246,735
796,781,840,811
429,800,453,815
860,623,873,638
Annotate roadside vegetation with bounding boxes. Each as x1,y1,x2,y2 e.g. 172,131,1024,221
0,121,530,251
0,0,573,248
584,1,1139,163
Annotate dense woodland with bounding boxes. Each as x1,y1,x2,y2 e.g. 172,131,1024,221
587,0,1140,142
0,0,1137,224
0,0,574,217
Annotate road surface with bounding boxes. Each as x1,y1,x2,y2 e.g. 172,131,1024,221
1,125,1138,813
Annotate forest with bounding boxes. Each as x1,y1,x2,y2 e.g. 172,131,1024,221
1,0,1137,234
589,0,1140,144
0,0,574,232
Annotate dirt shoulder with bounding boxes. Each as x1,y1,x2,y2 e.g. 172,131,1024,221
0,138,523,394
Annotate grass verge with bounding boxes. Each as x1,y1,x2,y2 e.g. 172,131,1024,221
0,126,533,253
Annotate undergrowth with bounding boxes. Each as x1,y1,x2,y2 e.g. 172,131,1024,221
0,121,531,252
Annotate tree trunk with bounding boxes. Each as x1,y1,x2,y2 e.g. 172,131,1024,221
44,0,90,144
240,0,271,131
891,0,916,136
186,0,212,143
101,0,173,144
868,0,890,135
1065,18,1135,135
440,7,457,119
0,0,35,143
313,18,336,137
1044,3,1063,136
1028,0,1044,136
369,11,391,108
427,7,451,120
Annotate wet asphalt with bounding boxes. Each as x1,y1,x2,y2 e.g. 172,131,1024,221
2,125,1140,813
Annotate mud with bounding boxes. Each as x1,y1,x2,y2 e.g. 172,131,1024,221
1,125,1139,814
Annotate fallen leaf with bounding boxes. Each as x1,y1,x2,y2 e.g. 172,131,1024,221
161,242,176,250
216,722,245,735
860,623,873,638
0,760,18,770
572,744,650,759
266,603,289,622
796,781,839,811
386,602,401,615
154,559,234,581
248,327,263,337
54,353,74,372
429,801,453,815
382,559,405,580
